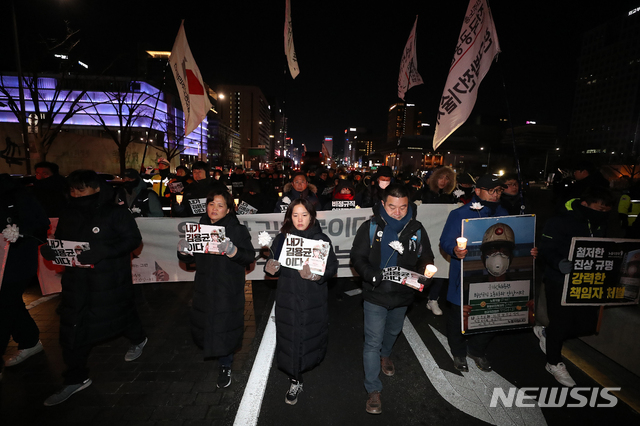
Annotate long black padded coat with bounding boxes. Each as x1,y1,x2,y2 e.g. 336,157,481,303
178,212,255,358
55,185,142,349
267,221,339,379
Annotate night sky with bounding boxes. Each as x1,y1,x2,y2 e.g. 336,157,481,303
3,1,637,151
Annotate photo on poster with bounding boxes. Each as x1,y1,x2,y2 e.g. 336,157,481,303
461,214,536,334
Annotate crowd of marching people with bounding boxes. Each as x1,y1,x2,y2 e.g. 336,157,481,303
1,156,638,413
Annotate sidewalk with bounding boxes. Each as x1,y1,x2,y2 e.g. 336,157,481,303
1,281,257,426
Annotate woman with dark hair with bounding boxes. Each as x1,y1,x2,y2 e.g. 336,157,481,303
177,188,255,389
264,199,338,405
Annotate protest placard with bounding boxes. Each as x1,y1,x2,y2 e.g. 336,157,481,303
184,223,227,254
562,238,640,306
168,181,184,194
381,266,425,291
47,239,92,268
277,234,330,275
188,197,207,215
331,200,356,210
467,280,530,330
237,201,258,215
461,214,536,334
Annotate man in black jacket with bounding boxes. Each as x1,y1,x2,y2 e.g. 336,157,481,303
40,170,147,406
537,186,614,387
351,184,434,415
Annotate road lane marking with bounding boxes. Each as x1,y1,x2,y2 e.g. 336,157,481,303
234,302,277,426
403,318,547,425
26,294,59,310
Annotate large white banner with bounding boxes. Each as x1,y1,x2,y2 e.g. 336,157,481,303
170,20,212,136
433,0,500,150
131,204,456,283
284,0,300,79
398,15,423,100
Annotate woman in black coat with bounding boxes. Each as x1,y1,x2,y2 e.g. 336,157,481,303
177,188,255,389
264,199,338,405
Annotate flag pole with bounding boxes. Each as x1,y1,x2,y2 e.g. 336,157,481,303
498,60,525,214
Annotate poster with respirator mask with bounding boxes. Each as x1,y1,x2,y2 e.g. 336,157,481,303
460,215,536,335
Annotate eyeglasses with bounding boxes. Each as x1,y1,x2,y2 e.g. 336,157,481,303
481,187,504,195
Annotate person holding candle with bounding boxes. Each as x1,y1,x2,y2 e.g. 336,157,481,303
350,183,434,415
439,174,510,373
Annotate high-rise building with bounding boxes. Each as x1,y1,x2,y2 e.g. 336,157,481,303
386,102,421,150
568,7,640,159
216,85,271,168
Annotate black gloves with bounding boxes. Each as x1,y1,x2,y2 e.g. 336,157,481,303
40,244,57,261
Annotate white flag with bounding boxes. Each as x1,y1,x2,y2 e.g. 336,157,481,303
398,16,423,100
169,21,212,137
433,0,500,150
284,0,300,79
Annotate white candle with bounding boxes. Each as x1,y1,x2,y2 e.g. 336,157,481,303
456,237,467,250
425,264,437,278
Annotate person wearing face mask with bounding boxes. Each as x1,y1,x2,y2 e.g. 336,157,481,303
440,174,510,373
480,223,515,279
39,170,147,406
453,173,476,205
535,186,614,387
115,169,164,217
358,166,393,208
419,166,457,316
264,199,338,406
177,188,255,390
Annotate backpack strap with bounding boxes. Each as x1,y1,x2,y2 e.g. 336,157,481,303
369,219,378,248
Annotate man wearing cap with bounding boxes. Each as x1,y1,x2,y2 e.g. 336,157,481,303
439,174,510,372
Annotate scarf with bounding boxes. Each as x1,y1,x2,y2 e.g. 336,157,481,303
473,194,500,216
379,204,413,268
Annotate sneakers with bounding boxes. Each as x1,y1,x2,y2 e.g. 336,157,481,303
426,299,443,316
217,366,232,389
44,378,93,406
5,340,43,367
453,356,469,372
124,337,148,362
285,379,303,405
533,325,547,354
468,353,492,372
546,362,576,387
366,391,382,414
380,356,395,376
